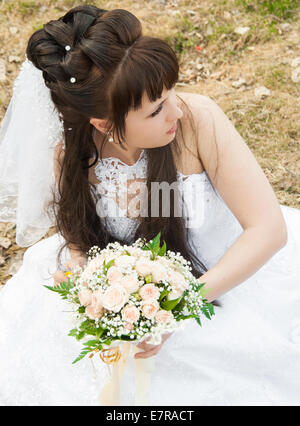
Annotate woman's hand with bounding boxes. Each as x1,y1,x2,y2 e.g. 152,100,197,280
134,332,173,359
52,256,87,287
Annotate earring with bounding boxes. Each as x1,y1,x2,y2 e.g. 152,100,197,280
106,130,114,143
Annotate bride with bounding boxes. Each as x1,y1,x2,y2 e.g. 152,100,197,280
0,5,299,406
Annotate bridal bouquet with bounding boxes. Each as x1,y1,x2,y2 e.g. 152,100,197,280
45,232,214,364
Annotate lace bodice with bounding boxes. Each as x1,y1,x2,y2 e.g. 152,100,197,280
90,149,244,269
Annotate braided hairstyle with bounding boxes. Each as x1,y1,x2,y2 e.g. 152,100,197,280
26,5,210,280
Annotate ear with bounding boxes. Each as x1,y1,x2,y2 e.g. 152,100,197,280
89,117,109,134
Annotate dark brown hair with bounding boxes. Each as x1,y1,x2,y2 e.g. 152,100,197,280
26,5,215,283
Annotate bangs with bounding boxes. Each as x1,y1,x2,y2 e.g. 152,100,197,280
108,36,179,142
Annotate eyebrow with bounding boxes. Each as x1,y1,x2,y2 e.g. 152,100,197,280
147,94,168,117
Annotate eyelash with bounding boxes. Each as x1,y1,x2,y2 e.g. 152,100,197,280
151,104,163,117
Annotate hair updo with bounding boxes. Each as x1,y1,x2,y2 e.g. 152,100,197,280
26,5,209,280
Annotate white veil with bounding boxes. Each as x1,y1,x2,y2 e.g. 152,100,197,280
0,57,64,247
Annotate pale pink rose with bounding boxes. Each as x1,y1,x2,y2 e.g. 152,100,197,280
151,261,167,283
121,305,140,323
101,284,128,312
124,322,133,330
78,288,93,307
118,274,140,294
168,288,184,300
91,289,104,311
135,260,154,277
155,309,174,323
107,266,123,283
85,304,104,320
141,300,159,320
167,270,188,290
139,283,160,301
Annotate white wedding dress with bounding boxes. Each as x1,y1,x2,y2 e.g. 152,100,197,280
0,149,300,406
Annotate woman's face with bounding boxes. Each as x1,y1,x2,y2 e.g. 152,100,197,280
123,86,184,149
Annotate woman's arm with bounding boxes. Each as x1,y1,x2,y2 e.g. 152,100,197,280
189,94,287,301
199,225,286,303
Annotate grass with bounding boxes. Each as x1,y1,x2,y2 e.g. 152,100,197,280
235,0,300,19
166,16,201,56
6,0,40,16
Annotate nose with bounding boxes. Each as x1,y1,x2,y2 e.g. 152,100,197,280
167,101,183,123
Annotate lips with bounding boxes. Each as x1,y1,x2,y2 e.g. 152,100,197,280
167,122,177,133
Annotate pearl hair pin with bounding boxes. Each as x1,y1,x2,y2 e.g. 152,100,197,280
70,77,76,83
65,45,71,51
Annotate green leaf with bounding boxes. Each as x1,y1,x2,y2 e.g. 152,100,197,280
172,297,185,312
201,304,214,320
68,328,78,337
44,280,73,300
207,303,215,316
158,289,170,303
175,313,196,321
160,296,182,311
80,320,93,330
95,328,105,339
151,232,161,253
194,282,205,290
72,351,90,364
76,330,86,341
195,317,202,327
83,339,101,346
44,285,58,293
124,250,131,256
103,259,115,274
158,241,166,256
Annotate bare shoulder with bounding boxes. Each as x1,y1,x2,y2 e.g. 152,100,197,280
174,91,216,174
176,91,215,123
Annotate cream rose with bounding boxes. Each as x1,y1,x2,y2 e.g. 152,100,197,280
167,270,188,290
155,309,174,323
135,259,154,277
121,305,140,323
141,300,159,320
118,274,140,294
91,289,104,311
139,283,160,301
151,261,167,283
107,266,123,283
101,284,128,312
78,288,93,307
85,304,104,320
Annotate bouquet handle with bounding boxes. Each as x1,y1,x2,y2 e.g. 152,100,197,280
99,342,155,406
